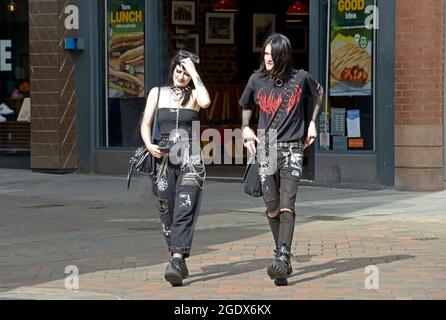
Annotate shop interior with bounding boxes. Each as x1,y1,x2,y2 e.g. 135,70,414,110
102,0,311,176
166,0,310,125
167,0,311,170
0,0,30,167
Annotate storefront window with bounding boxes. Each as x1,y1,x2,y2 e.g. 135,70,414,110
104,0,146,147
0,2,30,151
319,0,376,151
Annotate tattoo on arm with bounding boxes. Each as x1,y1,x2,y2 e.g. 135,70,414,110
194,76,204,87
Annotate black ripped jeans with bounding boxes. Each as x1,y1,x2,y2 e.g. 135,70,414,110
259,143,304,249
153,151,205,258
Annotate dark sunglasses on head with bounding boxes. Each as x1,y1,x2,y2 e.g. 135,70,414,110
179,49,200,65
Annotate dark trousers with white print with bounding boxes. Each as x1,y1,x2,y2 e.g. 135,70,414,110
260,143,304,249
153,154,204,258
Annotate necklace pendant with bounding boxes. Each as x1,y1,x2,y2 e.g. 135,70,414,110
275,78,283,87
171,131,180,142
171,86,184,102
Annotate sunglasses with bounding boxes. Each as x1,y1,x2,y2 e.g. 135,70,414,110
179,49,200,65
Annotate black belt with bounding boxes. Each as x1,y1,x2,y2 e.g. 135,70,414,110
276,141,303,148
159,136,194,143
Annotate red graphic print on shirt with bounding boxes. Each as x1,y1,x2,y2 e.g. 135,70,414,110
257,85,303,114
257,88,282,114
287,86,303,113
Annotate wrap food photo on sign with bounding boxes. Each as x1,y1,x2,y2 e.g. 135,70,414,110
329,0,375,96
107,1,145,98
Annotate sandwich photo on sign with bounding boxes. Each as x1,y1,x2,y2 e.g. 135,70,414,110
109,32,144,52
329,34,372,96
119,45,144,67
109,68,144,97
108,32,145,98
331,42,371,85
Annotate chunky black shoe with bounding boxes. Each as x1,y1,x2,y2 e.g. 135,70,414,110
164,257,184,287
181,259,189,279
267,244,293,286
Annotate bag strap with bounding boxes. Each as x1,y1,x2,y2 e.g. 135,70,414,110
128,87,161,190
264,69,301,147
151,86,161,144
268,69,300,132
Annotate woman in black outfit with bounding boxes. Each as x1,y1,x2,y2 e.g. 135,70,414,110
140,50,210,286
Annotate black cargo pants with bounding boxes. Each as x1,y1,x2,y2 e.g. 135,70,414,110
153,147,205,258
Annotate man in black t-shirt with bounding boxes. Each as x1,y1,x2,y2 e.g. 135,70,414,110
240,33,324,286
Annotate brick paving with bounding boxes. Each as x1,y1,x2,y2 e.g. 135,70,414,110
0,169,445,300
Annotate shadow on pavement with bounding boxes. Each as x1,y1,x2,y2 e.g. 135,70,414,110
183,255,317,286
0,224,268,293
288,255,415,286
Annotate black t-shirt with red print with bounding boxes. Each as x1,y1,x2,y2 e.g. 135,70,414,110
239,69,323,143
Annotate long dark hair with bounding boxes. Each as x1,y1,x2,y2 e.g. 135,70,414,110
256,33,294,80
167,49,200,106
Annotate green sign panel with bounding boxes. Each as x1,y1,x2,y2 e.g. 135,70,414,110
329,0,375,96
107,0,145,98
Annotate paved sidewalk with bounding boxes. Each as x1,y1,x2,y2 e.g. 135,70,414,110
0,168,445,300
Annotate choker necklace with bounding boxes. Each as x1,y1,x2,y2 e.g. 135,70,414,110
169,85,191,102
170,86,184,102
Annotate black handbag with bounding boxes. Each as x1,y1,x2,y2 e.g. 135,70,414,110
243,71,300,197
127,87,161,189
243,156,263,197
126,146,156,189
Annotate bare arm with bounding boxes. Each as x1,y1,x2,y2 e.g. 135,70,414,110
182,58,211,109
310,84,323,123
140,87,163,158
242,108,253,128
191,74,211,109
241,107,259,155
305,84,324,149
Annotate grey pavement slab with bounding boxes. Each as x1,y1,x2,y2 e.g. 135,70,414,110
0,168,445,300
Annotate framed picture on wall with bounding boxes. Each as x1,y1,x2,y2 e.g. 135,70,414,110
253,14,276,52
174,33,200,56
205,12,235,44
171,1,196,25
286,25,308,54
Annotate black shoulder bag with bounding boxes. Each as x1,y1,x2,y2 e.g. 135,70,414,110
243,71,300,197
127,87,161,189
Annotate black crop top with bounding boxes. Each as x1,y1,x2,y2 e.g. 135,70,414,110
157,108,199,139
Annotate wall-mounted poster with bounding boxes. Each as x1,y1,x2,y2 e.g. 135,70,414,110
331,107,346,136
107,0,145,98
329,0,375,96
205,12,235,44
346,109,361,137
171,1,196,26
252,14,276,52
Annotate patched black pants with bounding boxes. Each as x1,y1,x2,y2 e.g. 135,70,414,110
153,155,205,258
260,143,304,248
260,144,304,213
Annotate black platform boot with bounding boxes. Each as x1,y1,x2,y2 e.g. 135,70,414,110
164,257,184,287
181,259,189,279
267,243,293,286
